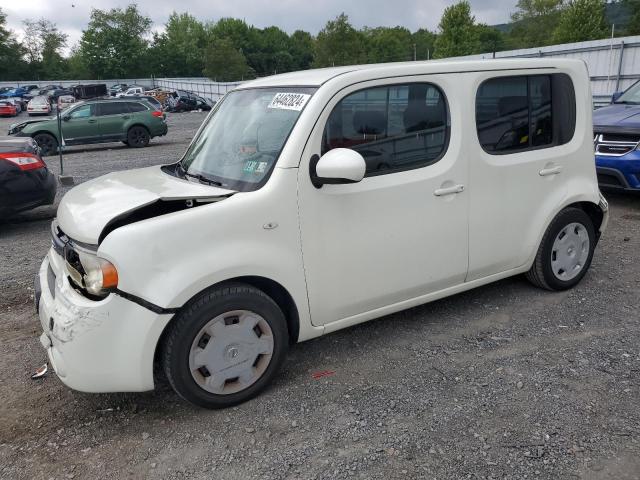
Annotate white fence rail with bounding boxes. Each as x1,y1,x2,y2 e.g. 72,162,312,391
152,78,242,100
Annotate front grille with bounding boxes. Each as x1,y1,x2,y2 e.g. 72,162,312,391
594,133,640,157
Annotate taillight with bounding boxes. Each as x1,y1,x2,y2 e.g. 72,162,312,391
151,110,163,118
0,152,46,171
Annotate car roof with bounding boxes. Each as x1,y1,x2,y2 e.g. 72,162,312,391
238,58,585,89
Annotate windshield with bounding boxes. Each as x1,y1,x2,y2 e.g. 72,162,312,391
179,87,315,191
616,81,640,104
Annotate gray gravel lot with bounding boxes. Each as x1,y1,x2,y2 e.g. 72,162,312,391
1,110,639,480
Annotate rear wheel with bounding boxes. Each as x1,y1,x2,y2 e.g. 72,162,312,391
33,133,58,156
126,126,149,148
526,208,595,291
162,283,288,409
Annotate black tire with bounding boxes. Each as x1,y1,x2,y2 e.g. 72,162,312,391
126,126,150,148
33,133,58,156
161,283,289,409
526,207,596,291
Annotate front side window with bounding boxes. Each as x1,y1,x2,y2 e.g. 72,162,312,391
180,87,316,191
476,73,575,154
322,83,449,176
69,104,92,119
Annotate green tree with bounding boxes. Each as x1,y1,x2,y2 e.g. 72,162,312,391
253,26,294,74
150,12,206,77
364,26,413,63
79,5,152,78
0,8,27,81
508,0,565,48
203,37,252,81
621,0,640,34
412,29,436,60
433,1,480,58
314,13,367,67
476,24,506,54
289,30,314,70
553,0,609,43
22,19,68,79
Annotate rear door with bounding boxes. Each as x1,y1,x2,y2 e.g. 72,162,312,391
468,71,577,280
97,102,130,142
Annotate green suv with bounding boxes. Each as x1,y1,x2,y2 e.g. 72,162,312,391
8,98,168,156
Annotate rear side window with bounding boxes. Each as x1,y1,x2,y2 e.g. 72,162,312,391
322,83,449,176
476,73,575,154
98,102,128,116
126,102,147,112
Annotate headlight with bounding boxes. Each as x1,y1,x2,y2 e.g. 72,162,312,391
71,251,118,297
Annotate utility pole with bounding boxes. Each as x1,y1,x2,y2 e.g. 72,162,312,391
413,43,417,61
56,98,74,186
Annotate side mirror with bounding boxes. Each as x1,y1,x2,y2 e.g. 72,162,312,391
62,115,70,121
310,148,366,188
611,91,623,103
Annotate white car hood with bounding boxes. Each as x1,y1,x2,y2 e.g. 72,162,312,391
57,165,233,244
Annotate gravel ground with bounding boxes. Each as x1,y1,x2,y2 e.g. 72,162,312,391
1,110,639,480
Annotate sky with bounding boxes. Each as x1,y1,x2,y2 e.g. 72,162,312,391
0,0,516,52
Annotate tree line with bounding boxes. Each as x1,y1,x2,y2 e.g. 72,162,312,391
1,0,639,82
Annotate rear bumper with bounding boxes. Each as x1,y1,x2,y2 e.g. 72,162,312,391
0,168,56,217
35,248,174,393
596,153,640,191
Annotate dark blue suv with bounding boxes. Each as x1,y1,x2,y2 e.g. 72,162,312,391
593,80,640,192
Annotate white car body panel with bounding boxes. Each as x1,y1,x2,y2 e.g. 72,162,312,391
37,58,607,393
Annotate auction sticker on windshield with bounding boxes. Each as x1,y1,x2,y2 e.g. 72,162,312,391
268,93,311,111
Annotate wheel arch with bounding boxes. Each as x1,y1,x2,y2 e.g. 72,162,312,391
31,130,59,143
153,276,301,379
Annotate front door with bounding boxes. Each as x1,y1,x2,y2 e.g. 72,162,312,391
298,78,469,326
62,103,97,145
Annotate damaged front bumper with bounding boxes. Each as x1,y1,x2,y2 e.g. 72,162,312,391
35,247,174,393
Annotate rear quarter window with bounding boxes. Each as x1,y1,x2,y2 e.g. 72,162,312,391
476,73,576,154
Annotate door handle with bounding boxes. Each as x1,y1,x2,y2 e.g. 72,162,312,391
88,119,97,123
434,184,465,196
539,165,562,176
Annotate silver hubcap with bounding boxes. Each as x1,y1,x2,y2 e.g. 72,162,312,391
189,310,274,395
551,222,590,281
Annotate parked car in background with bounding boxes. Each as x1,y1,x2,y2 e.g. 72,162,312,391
109,84,128,96
193,94,214,111
34,59,608,409
0,136,56,218
73,83,108,100
165,91,198,112
56,95,76,111
46,88,74,103
39,85,64,95
27,96,53,116
0,87,28,98
593,79,640,192
0,100,18,117
7,98,23,113
9,98,168,155
116,86,146,97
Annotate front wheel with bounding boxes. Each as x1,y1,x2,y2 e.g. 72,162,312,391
161,283,289,409
33,133,58,156
526,207,596,291
126,126,149,148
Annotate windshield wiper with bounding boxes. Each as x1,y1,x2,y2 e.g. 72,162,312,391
183,171,225,187
614,100,640,105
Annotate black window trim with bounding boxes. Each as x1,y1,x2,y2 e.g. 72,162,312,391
475,73,574,156
321,81,451,178
96,101,130,117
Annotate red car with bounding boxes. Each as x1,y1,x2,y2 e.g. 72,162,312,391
0,100,18,117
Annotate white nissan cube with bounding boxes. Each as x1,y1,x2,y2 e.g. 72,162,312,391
36,59,608,408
